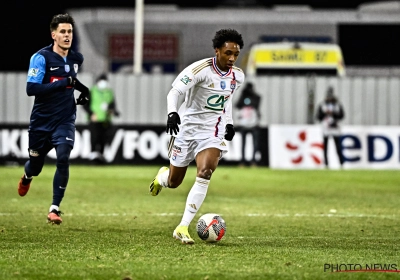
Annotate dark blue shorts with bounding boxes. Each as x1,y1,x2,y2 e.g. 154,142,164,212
28,123,75,156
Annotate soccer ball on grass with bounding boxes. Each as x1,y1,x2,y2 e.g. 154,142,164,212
196,213,226,242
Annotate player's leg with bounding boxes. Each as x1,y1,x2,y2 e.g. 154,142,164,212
47,123,74,225
18,132,52,196
96,122,108,163
333,135,344,166
240,129,247,165
98,123,108,154
149,136,190,196
89,122,103,162
251,128,260,166
47,143,72,225
173,147,221,244
323,135,329,167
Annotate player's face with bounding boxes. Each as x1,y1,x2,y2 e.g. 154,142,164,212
215,42,241,71
52,23,73,52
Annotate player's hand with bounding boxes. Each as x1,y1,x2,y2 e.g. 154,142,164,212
73,78,90,105
224,124,235,141
76,91,89,105
166,112,181,135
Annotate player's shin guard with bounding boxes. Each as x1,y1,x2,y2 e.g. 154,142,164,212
180,177,210,226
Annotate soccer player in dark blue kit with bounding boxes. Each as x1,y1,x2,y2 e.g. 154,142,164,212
18,13,89,225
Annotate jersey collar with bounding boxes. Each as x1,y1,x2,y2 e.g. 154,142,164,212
212,57,232,77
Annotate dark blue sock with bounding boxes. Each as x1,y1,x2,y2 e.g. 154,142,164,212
52,144,71,206
24,161,32,177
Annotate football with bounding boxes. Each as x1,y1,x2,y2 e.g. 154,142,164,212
196,213,226,242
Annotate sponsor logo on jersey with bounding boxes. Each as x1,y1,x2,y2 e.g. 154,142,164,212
28,68,39,77
220,141,226,146
208,83,214,88
220,81,226,89
180,75,192,85
65,65,70,72
29,149,39,157
74,64,78,73
205,94,228,111
50,76,73,88
50,67,59,71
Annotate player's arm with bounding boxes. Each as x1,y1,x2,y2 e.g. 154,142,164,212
333,103,345,120
166,88,182,135
225,71,244,141
225,96,234,126
316,104,324,121
165,70,197,135
224,96,235,141
26,53,73,96
27,79,73,96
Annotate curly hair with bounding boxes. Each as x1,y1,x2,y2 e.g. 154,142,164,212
212,29,244,49
50,13,75,32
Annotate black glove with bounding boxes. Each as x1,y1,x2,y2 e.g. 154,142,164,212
224,124,235,141
73,78,90,105
166,112,181,135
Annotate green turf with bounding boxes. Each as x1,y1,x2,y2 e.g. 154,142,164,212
1,165,400,280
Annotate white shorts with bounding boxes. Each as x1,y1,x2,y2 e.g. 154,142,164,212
168,136,228,167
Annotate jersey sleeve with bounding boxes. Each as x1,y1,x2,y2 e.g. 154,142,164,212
27,53,46,84
224,96,234,125
171,66,199,94
234,69,245,91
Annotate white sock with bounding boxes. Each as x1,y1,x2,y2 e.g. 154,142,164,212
49,205,59,212
180,177,210,226
158,168,170,188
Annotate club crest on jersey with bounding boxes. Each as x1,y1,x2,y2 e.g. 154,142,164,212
220,81,226,89
230,80,236,90
65,65,70,73
180,75,192,85
74,64,78,73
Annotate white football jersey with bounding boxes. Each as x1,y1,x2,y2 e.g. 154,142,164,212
172,57,245,140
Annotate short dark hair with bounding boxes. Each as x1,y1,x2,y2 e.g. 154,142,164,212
212,29,244,49
50,13,75,32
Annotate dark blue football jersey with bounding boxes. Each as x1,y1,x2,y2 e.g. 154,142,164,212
26,44,84,132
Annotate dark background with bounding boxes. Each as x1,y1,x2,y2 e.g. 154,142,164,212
4,0,396,72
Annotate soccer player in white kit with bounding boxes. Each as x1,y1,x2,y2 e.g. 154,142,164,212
149,29,245,244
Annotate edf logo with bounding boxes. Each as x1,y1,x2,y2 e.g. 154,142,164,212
341,134,397,162
269,125,400,169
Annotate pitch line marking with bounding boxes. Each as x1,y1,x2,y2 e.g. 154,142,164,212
0,213,398,219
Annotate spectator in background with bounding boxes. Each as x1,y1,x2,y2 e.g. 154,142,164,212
316,86,345,168
84,73,119,164
235,82,261,167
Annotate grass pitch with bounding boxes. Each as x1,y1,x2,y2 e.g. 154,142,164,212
1,165,400,280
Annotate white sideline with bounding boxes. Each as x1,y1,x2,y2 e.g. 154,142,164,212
0,212,398,219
